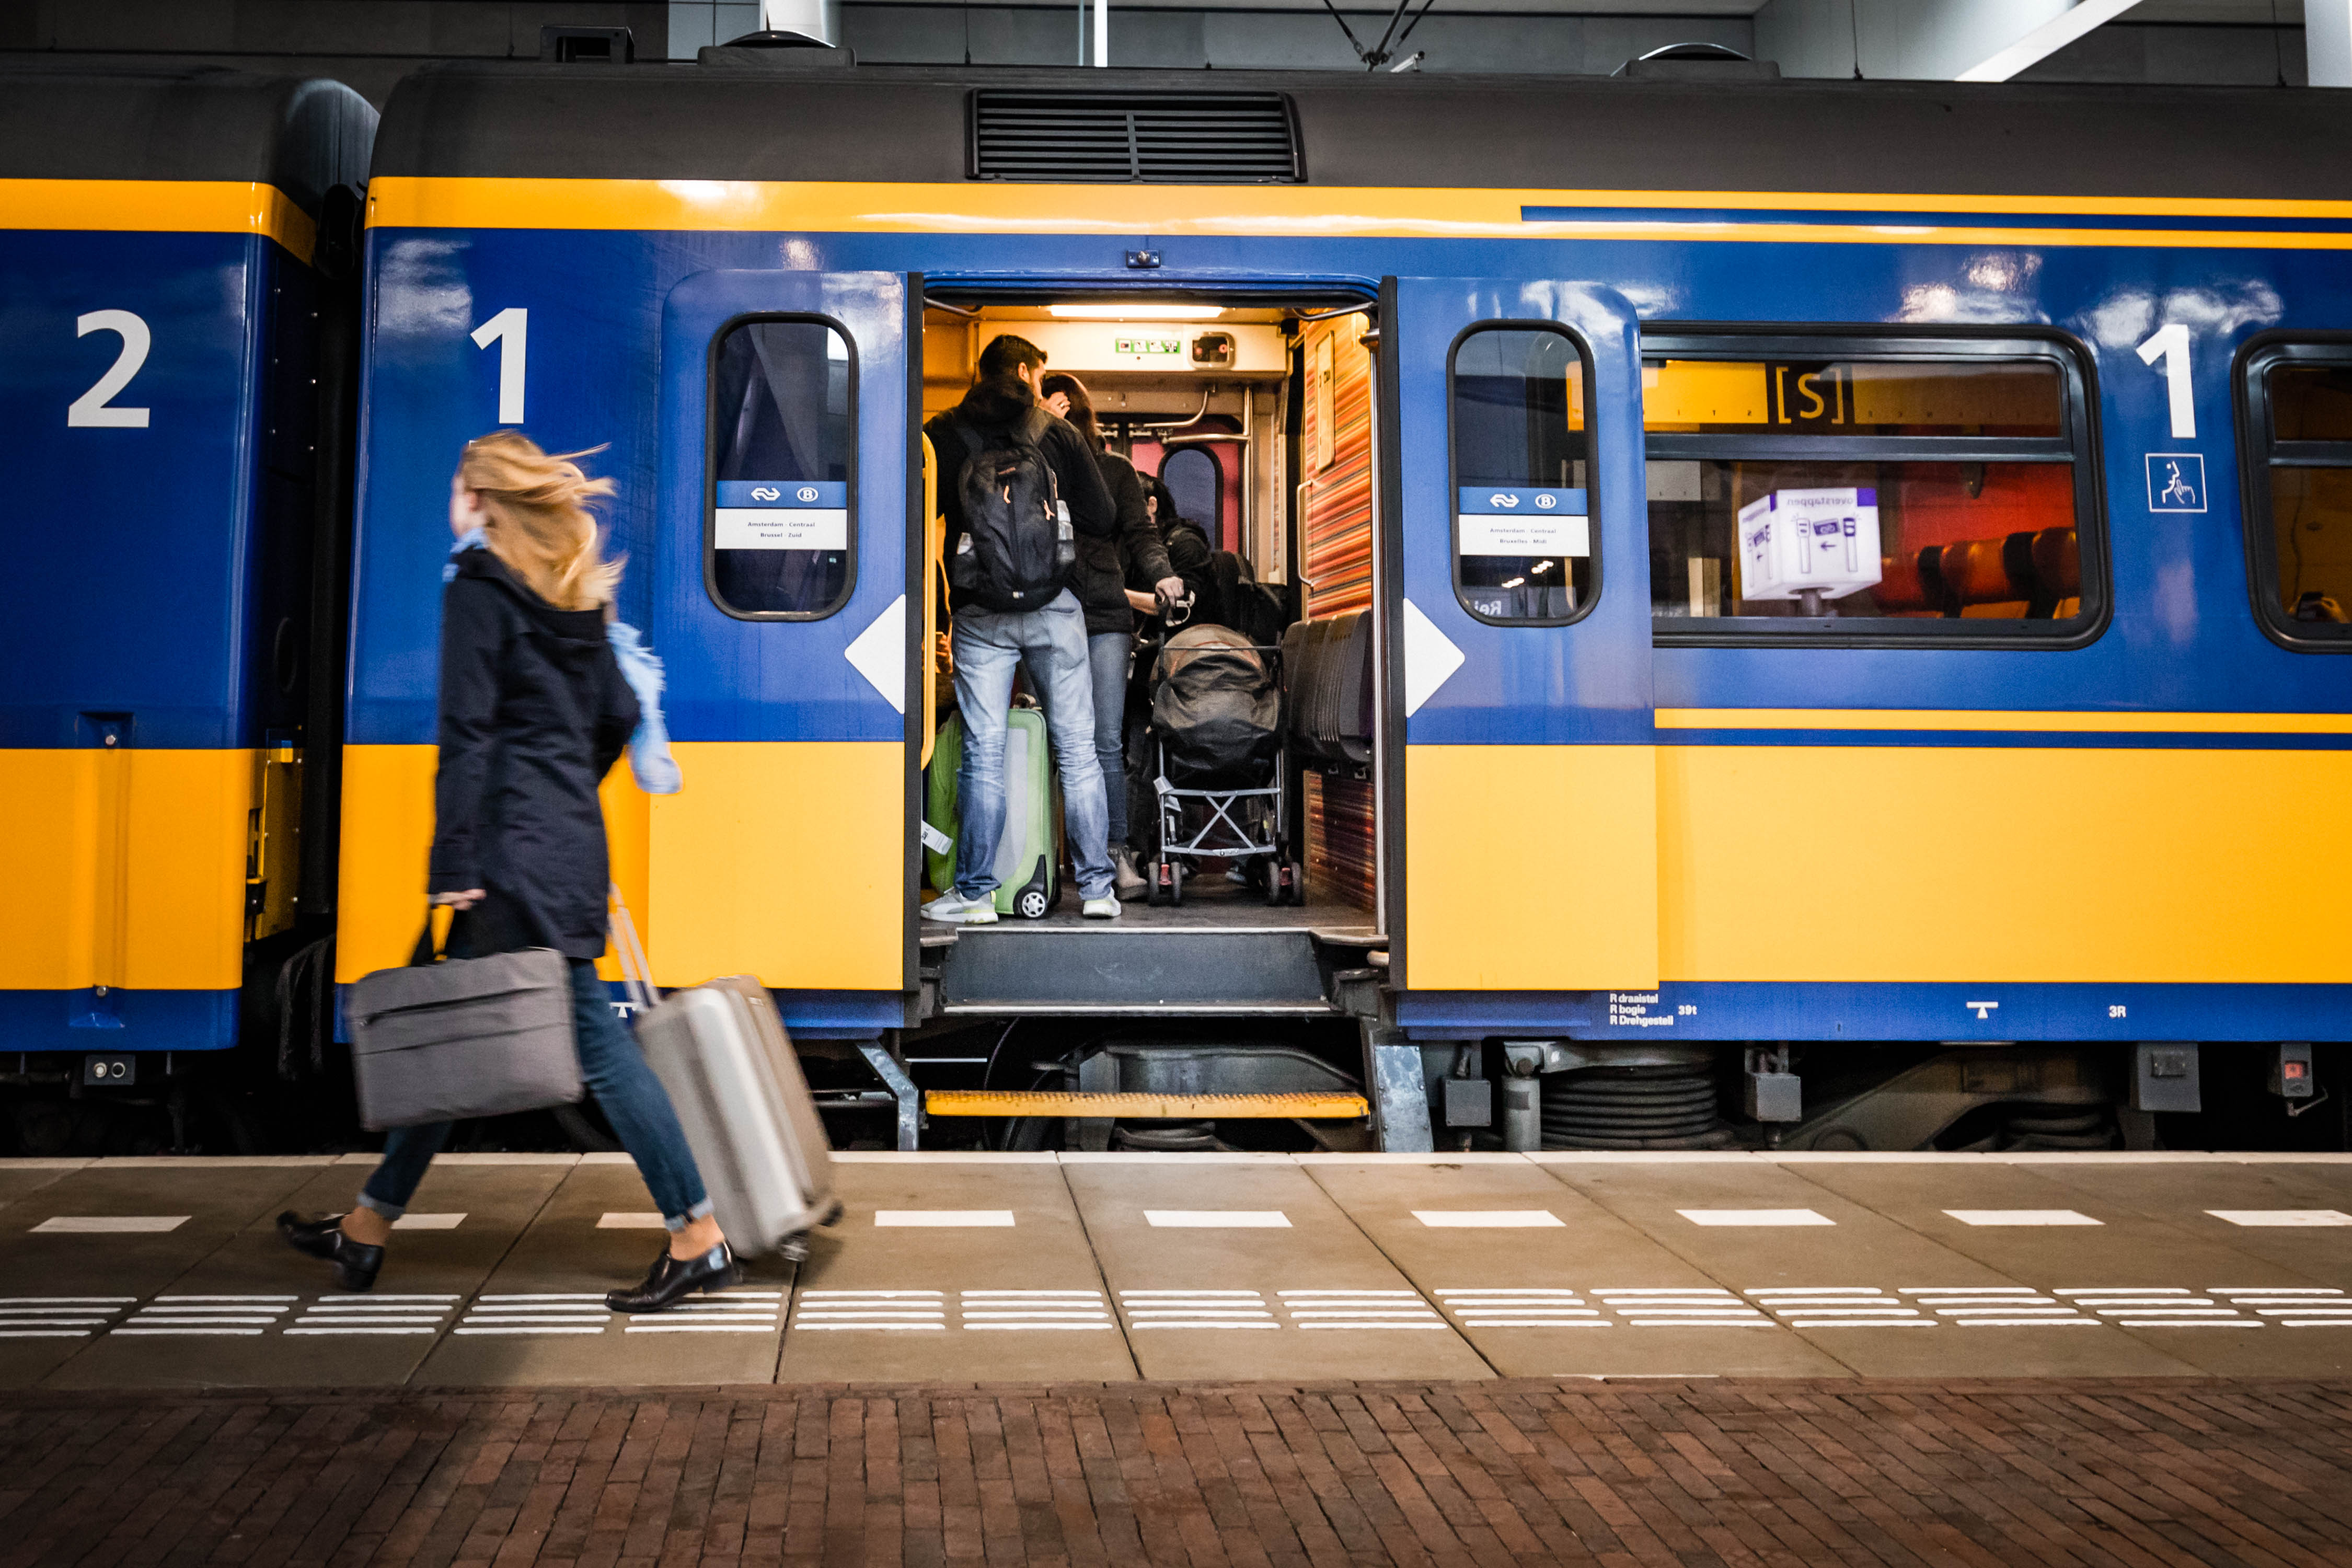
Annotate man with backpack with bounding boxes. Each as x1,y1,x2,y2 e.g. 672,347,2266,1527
921,335,1173,924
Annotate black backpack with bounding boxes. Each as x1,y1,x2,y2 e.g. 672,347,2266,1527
947,408,1074,613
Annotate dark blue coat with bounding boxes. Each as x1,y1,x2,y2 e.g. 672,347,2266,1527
428,548,637,961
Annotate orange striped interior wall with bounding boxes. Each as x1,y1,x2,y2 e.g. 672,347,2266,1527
1300,313,1375,621
1304,770,1376,913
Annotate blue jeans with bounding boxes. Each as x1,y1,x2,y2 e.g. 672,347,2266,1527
1088,631,1133,847
360,955,714,1230
952,589,1114,902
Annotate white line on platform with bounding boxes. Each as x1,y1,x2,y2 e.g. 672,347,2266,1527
32,1216,188,1233
1677,1209,1832,1227
478,1293,608,1302
1144,1210,1290,1228
393,1214,466,1230
875,1210,1016,1227
454,1327,605,1335
157,1295,296,1302
1461,1320,1612,1328
800,1290,943,1298
1943,1210,2101,1226
1957,1318,2104,1327
964,1323,1115,1331
596,1213,668,1229
1129,1322,1281,1330
115,1328,266,1336
1412,1211,1562,1228
0,1297,134,1305
2207,1210,2352,1227
1119,1290,1263,1298
0,1330,95,1338
285,1328,440,1335
624,1322,776,1333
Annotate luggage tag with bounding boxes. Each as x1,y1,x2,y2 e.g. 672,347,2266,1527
920,821,953,856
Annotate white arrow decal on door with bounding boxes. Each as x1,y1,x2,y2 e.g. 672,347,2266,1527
844,594,906,713
1401,598,1465,718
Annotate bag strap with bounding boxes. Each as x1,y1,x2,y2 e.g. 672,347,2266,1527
607,883,660,1012
409,903,443,967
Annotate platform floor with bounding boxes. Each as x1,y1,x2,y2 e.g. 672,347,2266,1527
4,1151,2350,1392
6,1379,2351,1567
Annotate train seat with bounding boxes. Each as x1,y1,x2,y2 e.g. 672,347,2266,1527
2031,526,2081,619
1942,537,2029,618
1867,549,1941,617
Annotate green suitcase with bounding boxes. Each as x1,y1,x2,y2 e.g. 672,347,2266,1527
924,708,1060,918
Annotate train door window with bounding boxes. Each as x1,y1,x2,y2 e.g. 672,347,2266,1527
1643,333,2102,643
2239,339,2352,649
706,316,854,619
1449,325,1595,625
1161,445,1221,536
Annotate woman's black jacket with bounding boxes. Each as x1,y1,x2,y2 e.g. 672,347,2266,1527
427,548,638,960
1073,448,1175,637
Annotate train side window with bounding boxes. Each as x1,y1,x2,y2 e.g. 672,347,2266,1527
2239,339,2352,649
706,316,854,620
1449,325,1595,625
1644,335,2102,643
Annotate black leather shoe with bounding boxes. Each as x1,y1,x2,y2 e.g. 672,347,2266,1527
606,1241,740,1312
277,1212,384,1292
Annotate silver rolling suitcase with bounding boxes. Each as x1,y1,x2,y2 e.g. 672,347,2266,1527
612,891,840,1262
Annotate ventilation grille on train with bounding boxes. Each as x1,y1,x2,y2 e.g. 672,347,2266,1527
970,91,1301,183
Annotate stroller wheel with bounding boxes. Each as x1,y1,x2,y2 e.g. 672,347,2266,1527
1285,861,1305,905
1147,858,1170,907
1167,860,1186,908
1262,858,1286,907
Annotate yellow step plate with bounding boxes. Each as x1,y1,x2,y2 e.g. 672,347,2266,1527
924,1090,1369,1120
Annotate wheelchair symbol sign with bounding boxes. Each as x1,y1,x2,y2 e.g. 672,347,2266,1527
2146,453,2207,514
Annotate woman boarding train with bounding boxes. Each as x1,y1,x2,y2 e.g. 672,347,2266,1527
280,434,734,1311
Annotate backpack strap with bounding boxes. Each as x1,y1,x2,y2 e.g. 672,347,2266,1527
1014,406,1061,508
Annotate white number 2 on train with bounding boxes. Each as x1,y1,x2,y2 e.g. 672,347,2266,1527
471,306,528,424
68,309,151,428
2136,323,2195,440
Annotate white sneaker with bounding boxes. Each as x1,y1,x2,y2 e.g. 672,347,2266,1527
1081,896,1121,919
921,891,998,925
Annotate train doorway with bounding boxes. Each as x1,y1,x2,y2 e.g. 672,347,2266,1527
909,284,1391,1018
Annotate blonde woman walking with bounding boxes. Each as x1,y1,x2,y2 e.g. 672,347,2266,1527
281,432,734,1310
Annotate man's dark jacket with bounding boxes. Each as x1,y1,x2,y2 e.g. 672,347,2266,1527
428,547,638,961
923,375,1117,614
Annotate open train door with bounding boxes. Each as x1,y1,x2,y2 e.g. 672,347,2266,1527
648,270,918,1029
1381,277,1658,997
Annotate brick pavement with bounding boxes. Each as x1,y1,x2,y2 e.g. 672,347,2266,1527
1,1380,2349,1568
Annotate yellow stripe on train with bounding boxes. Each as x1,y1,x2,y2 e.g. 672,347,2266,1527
335,741,903,991
364,177,2352,251
0,749,257,991
0,179,316,263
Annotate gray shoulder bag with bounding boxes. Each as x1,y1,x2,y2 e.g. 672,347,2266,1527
345,907,585,1130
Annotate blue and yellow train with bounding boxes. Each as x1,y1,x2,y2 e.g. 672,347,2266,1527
10,52,2352,1151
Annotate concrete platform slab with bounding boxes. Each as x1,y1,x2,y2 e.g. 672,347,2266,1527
1530,1155,2203,1378
1771,1158,2319,1377
42,1155,575,1390
1060,1154,1493,1381
410,1157,791,1388
0,1161,85,1220
781,1154,1134,1382
0,1159,331,1388
1298,1157,1850,1377
1889,1158,2352,1375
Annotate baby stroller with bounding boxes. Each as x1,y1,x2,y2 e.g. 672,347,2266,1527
1144,622,1302,906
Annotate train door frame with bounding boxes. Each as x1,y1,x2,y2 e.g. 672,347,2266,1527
909,276,1389,952
1379,277,1659,995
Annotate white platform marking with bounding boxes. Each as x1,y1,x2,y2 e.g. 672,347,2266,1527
959,1289,1112,1331
1119,1289,1278,1329
1593,1288,1773,1327
1943,1210,2100,1227
875,1210,1016,1227
287,1293,458,1336
1749,1288,1930,1328
2208,1210,2352,1227
1436,1287,1607,1329
392,1214,467,1230
0,1297,130,1338
1144,1210,1290,1228
455,1293,612,1336
596,1212,668,1229
1412,1210,1562,1228
33,1216,188,1233
794,1288,944,1331
1677,1209,1832,1227
119,1297,289,1336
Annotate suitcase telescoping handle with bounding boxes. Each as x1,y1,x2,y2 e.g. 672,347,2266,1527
607,884,661,1013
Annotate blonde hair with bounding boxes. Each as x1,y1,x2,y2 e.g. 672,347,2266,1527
457,431,622,612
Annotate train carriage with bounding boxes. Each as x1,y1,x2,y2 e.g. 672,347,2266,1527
335,55,2352,1151
0,65,374,1144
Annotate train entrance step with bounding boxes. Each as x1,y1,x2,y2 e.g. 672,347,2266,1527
930,925,1364,1014
926,1089,1370,1119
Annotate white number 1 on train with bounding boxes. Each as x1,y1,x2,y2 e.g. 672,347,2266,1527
2136,323,2195,440
471,306,528,424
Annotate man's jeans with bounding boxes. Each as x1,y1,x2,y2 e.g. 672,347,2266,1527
952,590,1115,902
1087,630,1133,847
